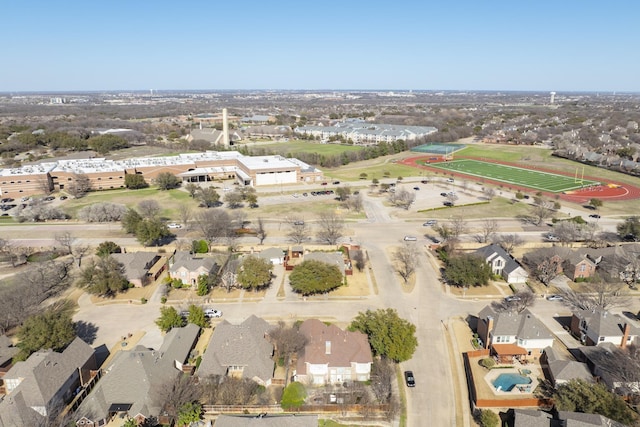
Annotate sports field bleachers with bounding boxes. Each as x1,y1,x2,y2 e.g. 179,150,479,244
426,159,599,193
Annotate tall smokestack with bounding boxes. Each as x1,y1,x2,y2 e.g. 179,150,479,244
222,108,230,146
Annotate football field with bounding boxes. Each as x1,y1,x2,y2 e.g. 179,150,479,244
426,159,599,193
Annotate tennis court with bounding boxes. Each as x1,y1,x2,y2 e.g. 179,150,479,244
426,159,600,193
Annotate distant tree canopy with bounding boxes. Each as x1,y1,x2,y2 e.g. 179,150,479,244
124,173,148,189
155,172,181,190
289,260,343,295
87,134,129,154
617,216,640,241
349,308,417,362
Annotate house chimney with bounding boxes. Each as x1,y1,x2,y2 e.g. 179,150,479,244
621,323,631,349
485,316,494,349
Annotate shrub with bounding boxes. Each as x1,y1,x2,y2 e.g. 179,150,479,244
160,296,167,304
478,409,500,427
515,191,524,199
140,298,147,304
480,358,496,369
191,240,209,254
281,382,306,410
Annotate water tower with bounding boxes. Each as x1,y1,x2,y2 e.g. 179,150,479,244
550,92,556,104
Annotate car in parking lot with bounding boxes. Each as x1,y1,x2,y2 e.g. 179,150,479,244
44,196,55,201
443,201,454,207
404,371,415,387
440,192,448,197
546,294,564,301
544,233,559,242
428,236,441,244
423,220,437,226
59,195,68,200
167,223,182,229
413,186,420,190
504,296,521,302
204,308,222,318
420,180,429,184
332,181,340,185
1,198,14,203
294,220,305,225
446,178,454,183
403,236,418,241
589,214,601,219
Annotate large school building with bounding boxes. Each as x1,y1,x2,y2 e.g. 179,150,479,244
0,151,324,198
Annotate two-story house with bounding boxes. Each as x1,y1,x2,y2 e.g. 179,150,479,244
477,306,554,363
294,319,372,385
570,309,638,347
0,337,96,427
169,251,220,287
475,244,529,284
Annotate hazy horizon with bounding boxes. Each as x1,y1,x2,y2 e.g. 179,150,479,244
2,0,638,93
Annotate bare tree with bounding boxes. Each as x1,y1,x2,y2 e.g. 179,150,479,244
54,232,76,256
450,216,468,240
393,243,417,283
184,182,199,198
492,290,536,313
255,217,267,245
387,188,415,210
269,321,308,385
370,357,394,404
483,187,496,200
476,219,499,243
530,200,554,226
535,256,563,286
152,375,202,420
224,190,243,209
316,212,345,245
559,278,628,311
352,249,366,272
0,238,26,267
66,173,91,198
138,199,161,219
287,220,309,244
347,192,363,212
196,209,233,246
496,233,524,255
177,205,192,229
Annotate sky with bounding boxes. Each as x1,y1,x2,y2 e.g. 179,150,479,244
1,0,638,92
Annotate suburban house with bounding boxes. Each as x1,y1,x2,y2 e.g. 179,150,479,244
111,252,166,287
75,324,200,426
562,252,597,281
303,251,352,276
475,244,529,284
0,337,97,427
215,414,318,427
579,343,640,396
169,251,220,287
256,247,286,265
570,309,638,347
196,316,274,386
540,346,592,387
294,319,372,385
477,306,554,363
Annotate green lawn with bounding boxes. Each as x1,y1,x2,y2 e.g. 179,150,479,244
426,159,599,193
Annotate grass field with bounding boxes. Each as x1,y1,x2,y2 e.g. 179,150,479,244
426,159,599,193
250,140,364,156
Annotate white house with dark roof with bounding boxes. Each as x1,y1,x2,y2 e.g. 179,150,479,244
256,247,286,265
477,306,554,362
303,252,348,275
570,309,638,347
110,252,166,288
0,337,96,427
74,324,200,426
475,244,528,284
294,319,372,385
196,316,274,386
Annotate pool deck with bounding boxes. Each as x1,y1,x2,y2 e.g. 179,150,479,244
483,367,540,395
469,355,543,403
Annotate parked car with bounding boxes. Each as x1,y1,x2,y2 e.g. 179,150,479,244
403,236,418,241
420,180,429,184
413,186,420,190
546,294,564,301
446,178,454,183
59,195,68,200
423,220,437,226
589,214,601,219
179,311,190,318
294,220,305,226
168,223,182,229
204,308,222,318
544,233,560,242
44,196,55,201
332,181,340,185
504,296,521,302
440,192,448,197
429,236,441,244
0,198,14,203
443,201,454,207
404,371,416,387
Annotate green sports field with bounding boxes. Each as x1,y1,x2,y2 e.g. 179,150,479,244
426,159,599,193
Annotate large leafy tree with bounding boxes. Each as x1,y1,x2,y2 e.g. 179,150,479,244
121,208,143,234
186,304,208,328
95,241,121,257
16,301,76,361
237,256,272,291
155,172,181,190
349,308,417,362
124,173,148,189
443,253,493,287
280,382,306,410
289,260,343,296
554,379,637,425
196,187,220,208
136,218,171,246
156,306,185,332
77,256,130,297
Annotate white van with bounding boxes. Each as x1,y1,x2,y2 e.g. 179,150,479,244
403,236,418,241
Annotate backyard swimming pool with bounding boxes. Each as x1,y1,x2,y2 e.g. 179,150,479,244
492,373,532,392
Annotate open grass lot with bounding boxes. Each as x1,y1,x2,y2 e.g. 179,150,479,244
252,140,364,156
426,159,599,193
